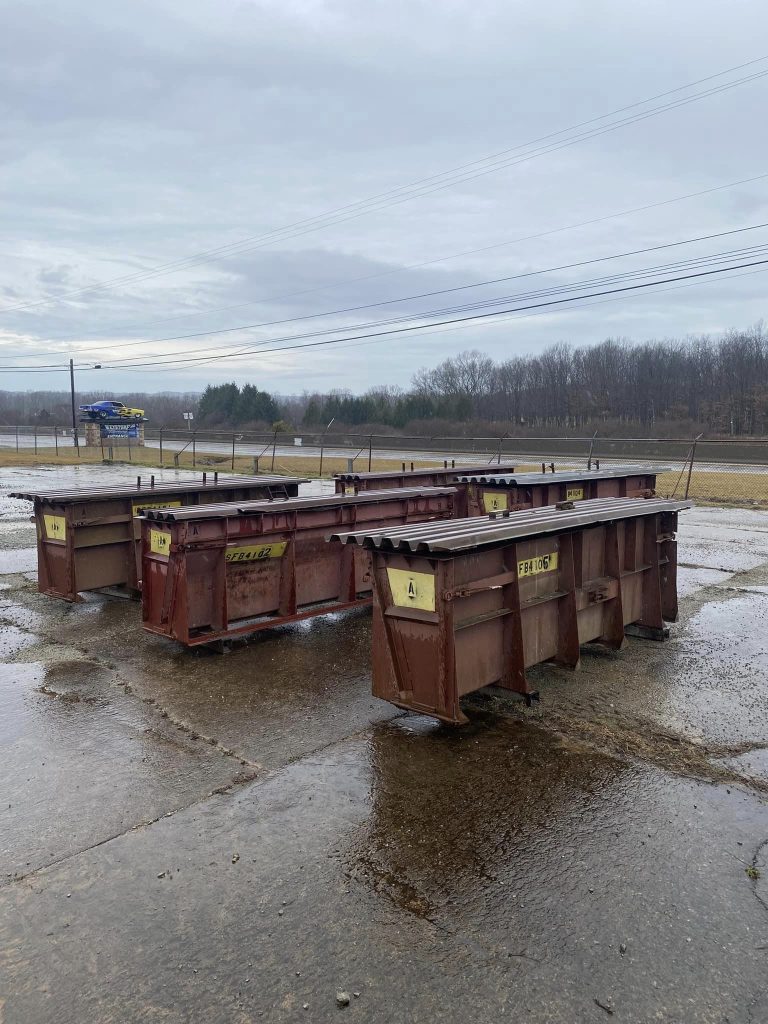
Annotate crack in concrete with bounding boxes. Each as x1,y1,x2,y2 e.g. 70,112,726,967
678,561,756,574
749,838,768,916
119,682,263,772
1,767,260,892
0,714,403,892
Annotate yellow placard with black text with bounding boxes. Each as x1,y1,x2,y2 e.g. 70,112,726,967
386,568,436,611
132,499,182,516
482,491,508,513
517,552,559,578
149,530,171,556
43,515,66,541
225,542,288,563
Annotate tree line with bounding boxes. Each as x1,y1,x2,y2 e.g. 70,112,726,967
301,326,768,436
196,383,279,427
4,325,768,436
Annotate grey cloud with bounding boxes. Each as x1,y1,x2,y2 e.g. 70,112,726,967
1,0,767,392
36,264,74,287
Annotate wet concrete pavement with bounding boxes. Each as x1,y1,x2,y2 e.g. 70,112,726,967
1,466,767,1022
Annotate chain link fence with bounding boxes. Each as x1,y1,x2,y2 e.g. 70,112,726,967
2,425,767,507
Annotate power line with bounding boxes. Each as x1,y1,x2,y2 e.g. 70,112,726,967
97,220,768,360
7,237,768,374
89,252,768,372
5,257,766,376
9,239,764,373
3,56,768,316
232,262,768,363
82,227,768,369
9,217,768,370
3,165,765,362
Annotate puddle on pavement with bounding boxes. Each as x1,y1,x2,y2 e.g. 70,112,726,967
681,506,768,533
0,648,247,880
0,549,37,574
677,565,733,599
0,494,34,522
0,463,217,494
4,714,766,1024
0,600,48,633
612,590,768,752
678,534,768,572
0,624,39,658
715,747,768,783
0,662,44,746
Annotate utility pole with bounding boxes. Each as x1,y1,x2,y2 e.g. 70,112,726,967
69,358,79,450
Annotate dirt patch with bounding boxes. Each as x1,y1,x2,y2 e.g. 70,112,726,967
468,691,768,795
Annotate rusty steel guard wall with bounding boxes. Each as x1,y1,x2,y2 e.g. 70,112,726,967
13,476,306,602
460,468,663,516
334,462,518,510
332,498,689,724
141,487,456,646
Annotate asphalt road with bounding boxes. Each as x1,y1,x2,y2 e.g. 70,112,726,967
4,430,768,477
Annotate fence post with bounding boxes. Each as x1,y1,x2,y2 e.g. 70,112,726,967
496,432,508,465
587,430,598,470
271,430,277,472
685,434,703,499
192,431,196,469
368,434,373,472
15,424,19,452
231,433,236,472
33,425,38,454
159,427,163,465
54,427,59,456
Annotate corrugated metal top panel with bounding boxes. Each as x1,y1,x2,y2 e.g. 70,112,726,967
329,497,692,552
456,465,672,485
333,461,517,482
140,486,457,522
9,475,308,503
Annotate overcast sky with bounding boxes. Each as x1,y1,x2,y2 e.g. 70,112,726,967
2,0,767,395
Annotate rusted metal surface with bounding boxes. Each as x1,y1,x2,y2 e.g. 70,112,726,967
12,475,307,602
334,461,517,509
330,497,690,724
140,487,457,646
458,466,669,516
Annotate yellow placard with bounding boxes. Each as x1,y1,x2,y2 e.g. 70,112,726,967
225,541,288,563
518,551,559,578
132,499,182,516
386,568,436,611
482,491,508,513
43,514,66,541
149,529,171,556
344,485,356,496
565,487,584,501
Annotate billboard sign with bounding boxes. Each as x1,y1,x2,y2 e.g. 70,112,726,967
100,423,139,439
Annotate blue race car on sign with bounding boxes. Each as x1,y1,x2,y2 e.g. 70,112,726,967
78,400,145,421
